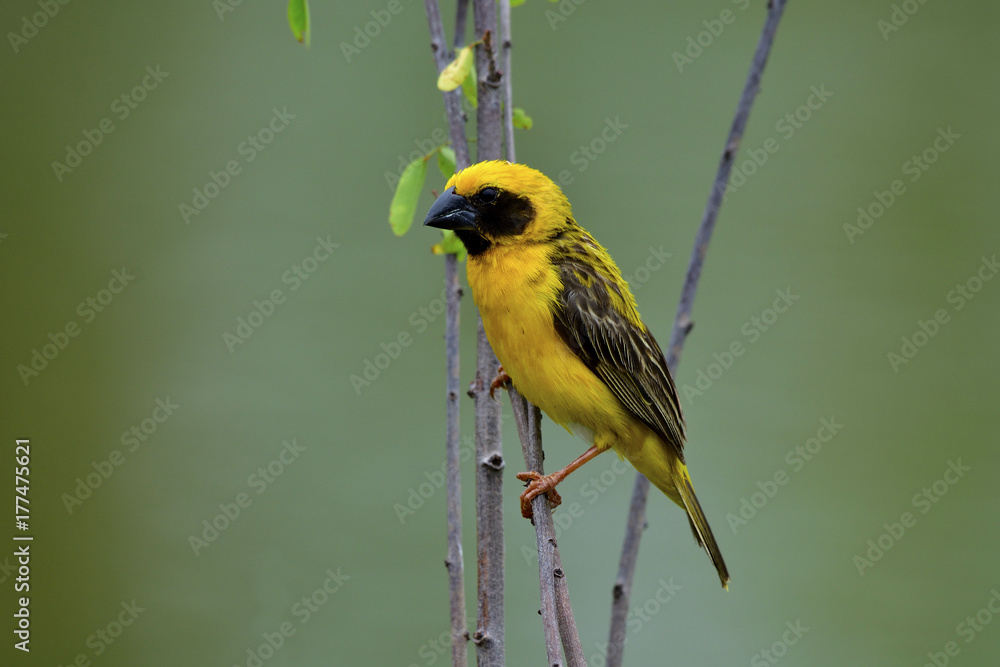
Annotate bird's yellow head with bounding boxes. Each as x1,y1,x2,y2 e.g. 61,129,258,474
423,161,574,256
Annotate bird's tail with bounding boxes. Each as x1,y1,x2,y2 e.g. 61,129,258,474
674,468,730,589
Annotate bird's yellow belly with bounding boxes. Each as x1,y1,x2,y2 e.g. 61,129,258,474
468,247,634,451
486,302,681,500
467,244,686,510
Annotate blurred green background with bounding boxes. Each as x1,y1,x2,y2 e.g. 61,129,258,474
2,0,998,665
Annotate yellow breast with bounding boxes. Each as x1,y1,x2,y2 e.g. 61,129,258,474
466,244,633,446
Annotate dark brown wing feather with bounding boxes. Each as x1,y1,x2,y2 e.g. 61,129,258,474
551,240,687,461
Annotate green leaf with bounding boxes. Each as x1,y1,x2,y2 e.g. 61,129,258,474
288,0,310,46
512,107,533,130
389,157,428,236
438,46,474,91
511,0,527,6
437,146,457,179
432,230,467,261
461,65,477,109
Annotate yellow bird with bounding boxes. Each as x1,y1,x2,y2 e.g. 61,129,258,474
424,161,730,588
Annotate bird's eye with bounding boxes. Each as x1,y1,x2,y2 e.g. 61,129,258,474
479,187,499,204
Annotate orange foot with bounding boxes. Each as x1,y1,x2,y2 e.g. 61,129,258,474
489,365,511,400
516,471,563,520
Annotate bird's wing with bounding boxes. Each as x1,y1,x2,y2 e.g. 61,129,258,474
553,255,686,460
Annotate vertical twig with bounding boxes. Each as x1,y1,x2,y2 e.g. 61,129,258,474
499,0,515,164
424,0,471,169
508,389,562,666
454,0,469,52
470,2,506,665
606,2,789,665
473,0,503,160
508,388,587,667
423,3,473,666
607,471,650,667
471,319,505,667
554,564,586,667
498,1,585,664
444,253,467,667
509,389,586,667
509,390,587,667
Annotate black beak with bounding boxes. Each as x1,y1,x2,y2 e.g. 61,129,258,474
424,187,478,231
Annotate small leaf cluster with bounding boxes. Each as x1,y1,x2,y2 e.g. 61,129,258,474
388,41,533,259
388,145,465,260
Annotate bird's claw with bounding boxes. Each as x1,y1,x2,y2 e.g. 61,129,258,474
489,365,511,401
516,471,563,520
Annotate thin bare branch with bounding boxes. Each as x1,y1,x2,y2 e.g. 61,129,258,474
471,319,505,666
422,3,473,666
607,1,789,665
552,545,586,666
424,0,471,169
473,1,503,162
607,470,650,666
498,1,585,664
499,0,515,164
453,0,469,52
508,389,562,666
444,253,468,667
469,2,507,665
